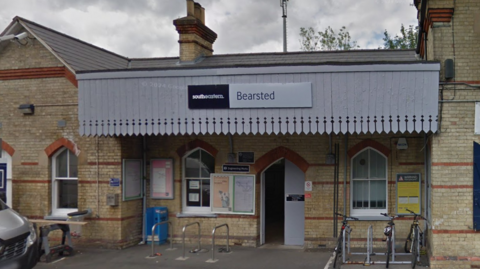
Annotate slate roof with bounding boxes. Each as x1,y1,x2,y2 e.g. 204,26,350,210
9,17,129,72
1,16,421,74
128,50,420,71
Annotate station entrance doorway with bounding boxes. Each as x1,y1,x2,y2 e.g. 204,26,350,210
261,159,305,246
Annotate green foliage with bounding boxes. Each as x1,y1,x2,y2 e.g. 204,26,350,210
299,26,359,51
382,24,418,49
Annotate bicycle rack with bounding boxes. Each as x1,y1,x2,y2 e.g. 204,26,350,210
341,225,367,265
340,225,417,266
206,223,231,263
148,220,175,258
176,222,204,261
363,225,412,265
366,225,373,265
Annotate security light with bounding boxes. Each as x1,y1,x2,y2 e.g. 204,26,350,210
0,32,29,43
14,32,28,41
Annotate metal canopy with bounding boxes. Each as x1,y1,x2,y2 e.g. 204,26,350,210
77,64,440,136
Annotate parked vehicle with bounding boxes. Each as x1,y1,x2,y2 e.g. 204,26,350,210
0,198,38,269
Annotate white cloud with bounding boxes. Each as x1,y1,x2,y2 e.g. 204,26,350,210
0,0,418,57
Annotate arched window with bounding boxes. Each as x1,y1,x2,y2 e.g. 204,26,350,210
351,148,387,216
52,148,78,216
183,148,215,213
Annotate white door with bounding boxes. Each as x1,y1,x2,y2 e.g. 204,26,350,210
284,159,305,245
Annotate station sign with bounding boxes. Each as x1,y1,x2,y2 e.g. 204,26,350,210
188,83,312,109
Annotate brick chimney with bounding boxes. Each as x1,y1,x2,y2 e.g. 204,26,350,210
174,0,217,62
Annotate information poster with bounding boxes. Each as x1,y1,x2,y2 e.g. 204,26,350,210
122,159,143,201
151,159,174,199
233,176,254,213
212,175,231,213
210,173,255,215
396,173,421,214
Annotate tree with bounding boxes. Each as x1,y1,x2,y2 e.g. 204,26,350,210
299,26,359,51
382,24,418,49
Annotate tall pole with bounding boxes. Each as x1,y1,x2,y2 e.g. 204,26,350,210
281,0,288,52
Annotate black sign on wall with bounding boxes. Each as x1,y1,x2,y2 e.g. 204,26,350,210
222,165,250,173
188,85,230,109
238,152,255,163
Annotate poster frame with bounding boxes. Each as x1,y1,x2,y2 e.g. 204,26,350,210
150,158,175,200
396,173,422,215
122,159,143,201
210,173,255,215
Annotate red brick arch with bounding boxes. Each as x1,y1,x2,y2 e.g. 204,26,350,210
253,146,309,174
347,139,390,158
45,138,79,157
1,140,15,156
176,139,218,158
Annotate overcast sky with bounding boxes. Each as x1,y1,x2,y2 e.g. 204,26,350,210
0,0,418,58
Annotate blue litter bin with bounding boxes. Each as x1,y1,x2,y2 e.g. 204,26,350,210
146,207,168,245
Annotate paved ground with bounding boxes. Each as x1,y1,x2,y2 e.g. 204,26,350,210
34,243,430,269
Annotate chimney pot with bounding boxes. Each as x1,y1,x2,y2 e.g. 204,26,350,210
200,7,205,24
194,3,203,23
187,0,195,17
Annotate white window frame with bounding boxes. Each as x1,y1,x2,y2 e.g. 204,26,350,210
182,148,214,214
0,150,13,208
51,147,78,217
350,147,388,217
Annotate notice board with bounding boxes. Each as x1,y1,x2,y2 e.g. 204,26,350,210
150,159,174,199
396,173,421,214
122,159,143,201
210,173,255,215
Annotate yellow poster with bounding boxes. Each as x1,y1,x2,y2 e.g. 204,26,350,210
396,174,421,214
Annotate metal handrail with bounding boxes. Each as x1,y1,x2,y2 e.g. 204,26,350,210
181,222,201,259
149,220,174,257
208,223,230,262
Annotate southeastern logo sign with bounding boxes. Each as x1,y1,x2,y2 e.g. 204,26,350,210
188,83,312,109
188,85,230,109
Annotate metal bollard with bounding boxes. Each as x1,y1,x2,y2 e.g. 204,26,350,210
149,220,174,258
206,223,230,263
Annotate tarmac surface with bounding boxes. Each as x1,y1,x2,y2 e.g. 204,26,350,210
34,243,430,269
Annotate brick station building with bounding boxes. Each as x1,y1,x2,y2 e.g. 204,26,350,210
0,0,479,268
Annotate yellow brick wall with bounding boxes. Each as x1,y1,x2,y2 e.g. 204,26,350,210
0,38,136,248
0,38,62,70
427,0,480,82
143,133,426,248
423,1,480,267
429,88,480,267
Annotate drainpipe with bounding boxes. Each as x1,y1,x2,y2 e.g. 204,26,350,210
416,0,428,58
141,136,147,244
423,133,428,245
96,137,100,218
343,133,348,215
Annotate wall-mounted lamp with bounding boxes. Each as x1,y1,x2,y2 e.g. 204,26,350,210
397,137,408,150
18,104,34,115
